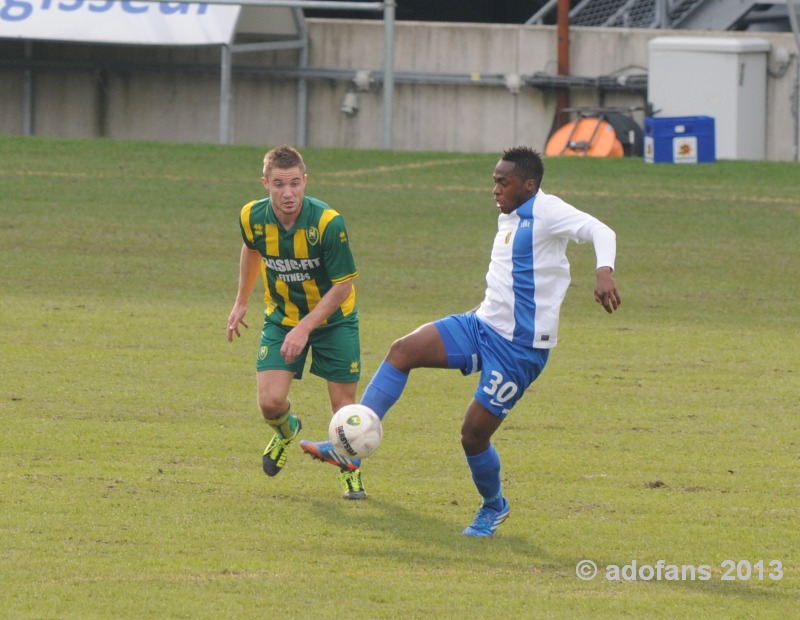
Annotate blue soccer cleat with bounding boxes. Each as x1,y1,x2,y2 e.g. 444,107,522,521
299,440,361,472
462,498,510,537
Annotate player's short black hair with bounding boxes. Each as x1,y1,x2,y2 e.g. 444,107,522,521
502,146,544,187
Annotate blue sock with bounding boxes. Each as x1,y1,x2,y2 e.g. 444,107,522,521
360,361,408,420
466,446,504,511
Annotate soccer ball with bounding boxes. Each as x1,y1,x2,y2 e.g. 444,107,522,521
328,404,383,460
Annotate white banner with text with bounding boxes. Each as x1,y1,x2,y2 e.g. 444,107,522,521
0,1,240,45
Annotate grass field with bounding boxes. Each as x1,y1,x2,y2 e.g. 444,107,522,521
1,135,798,618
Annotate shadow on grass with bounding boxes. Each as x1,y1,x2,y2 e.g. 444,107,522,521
304,494,795,605
306,494,554,573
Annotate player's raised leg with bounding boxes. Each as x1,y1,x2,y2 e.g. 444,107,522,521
360,322,449,417
301,322,448,496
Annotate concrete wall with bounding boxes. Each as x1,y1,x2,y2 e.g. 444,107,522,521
1,19,798,160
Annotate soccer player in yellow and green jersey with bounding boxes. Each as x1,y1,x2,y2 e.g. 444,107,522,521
226,145,365,499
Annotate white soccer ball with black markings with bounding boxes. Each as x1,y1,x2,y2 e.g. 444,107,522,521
329,404,383,460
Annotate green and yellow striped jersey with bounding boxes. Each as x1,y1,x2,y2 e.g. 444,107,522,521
239,196,358,327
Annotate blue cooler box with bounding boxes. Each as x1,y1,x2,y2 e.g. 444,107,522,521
644,116,716,164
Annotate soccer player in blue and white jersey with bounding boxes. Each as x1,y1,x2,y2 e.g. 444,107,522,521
301,146,621,535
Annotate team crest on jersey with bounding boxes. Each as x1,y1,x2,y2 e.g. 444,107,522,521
307,227,320,245
504,232,512,244
258,346,268,360
339,231,348,243
253,223,264,236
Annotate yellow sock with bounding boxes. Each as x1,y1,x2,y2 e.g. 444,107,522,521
266,406,298,438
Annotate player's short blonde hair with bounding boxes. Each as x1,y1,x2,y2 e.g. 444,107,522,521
263,145,306,178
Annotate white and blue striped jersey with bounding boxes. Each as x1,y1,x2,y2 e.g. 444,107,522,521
475,189,616,349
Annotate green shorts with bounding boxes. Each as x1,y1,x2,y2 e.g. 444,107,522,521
256,316,360,383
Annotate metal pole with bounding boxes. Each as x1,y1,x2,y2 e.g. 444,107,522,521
653,0,666,29
220,44,233,144
383,0,395,149
525,0,557,25
555,0,570,129
293,7,309,147
23,41,34,136
789,0,800,160
176,0,382,7
128,0,389,146
788,0,800,51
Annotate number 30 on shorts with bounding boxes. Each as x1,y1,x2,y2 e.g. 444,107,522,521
483,370,519,405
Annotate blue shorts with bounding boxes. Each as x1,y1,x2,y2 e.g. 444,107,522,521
434,313,549,419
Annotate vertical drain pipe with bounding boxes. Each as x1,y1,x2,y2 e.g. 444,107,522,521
294,7,309,148
788,0,800,160
220,43,233,145
382,0,395,150
555,0,570,130
23,41,34,136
